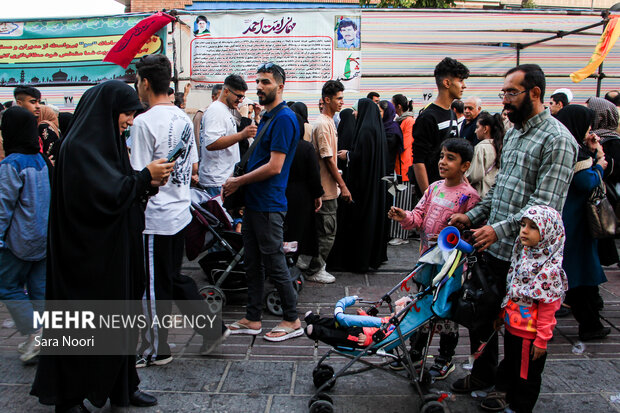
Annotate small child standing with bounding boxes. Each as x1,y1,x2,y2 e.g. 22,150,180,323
481,205,568,413
389,138,480,379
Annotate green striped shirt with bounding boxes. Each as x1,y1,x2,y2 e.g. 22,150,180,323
466,109,577,261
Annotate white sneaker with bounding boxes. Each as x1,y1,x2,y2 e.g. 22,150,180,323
305,269,336,284
17,338,29,354
19,330,41,363
388,238,409,246
296,254,312,270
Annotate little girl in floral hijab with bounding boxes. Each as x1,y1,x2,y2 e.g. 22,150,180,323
482,205,568,413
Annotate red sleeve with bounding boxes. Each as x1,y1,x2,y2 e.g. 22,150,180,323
534,300,562,349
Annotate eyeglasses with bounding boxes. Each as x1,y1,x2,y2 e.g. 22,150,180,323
257,62,286,83
498,89,529,100
226,88,245,100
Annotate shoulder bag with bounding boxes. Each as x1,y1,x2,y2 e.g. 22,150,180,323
586,169,617,239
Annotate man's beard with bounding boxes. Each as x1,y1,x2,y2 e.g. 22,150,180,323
257,88,276,106
505,94,533,125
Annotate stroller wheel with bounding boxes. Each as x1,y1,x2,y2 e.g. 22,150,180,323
265,290,283,316
312,365,335,390
308,400,334,413
308,392,333,407
199,285,226,313
420,400,448,413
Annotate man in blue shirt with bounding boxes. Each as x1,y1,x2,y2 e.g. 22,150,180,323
222,63,302,341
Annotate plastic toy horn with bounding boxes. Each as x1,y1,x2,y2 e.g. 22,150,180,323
437,226,474,254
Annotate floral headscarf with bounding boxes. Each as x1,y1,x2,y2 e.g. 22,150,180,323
502,205,568,307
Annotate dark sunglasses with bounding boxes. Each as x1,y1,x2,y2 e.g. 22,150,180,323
226,88,245,100
257,62,286,83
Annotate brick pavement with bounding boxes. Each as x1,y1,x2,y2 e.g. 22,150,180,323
1,241,620,412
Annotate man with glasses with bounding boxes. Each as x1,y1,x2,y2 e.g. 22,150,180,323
199,74,257,197
448,64,577,411
222,63,303,341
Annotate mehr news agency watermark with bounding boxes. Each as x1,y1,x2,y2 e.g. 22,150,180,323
26,300,222,355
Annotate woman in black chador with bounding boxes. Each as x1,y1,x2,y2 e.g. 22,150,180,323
329,98,388,272
31,80,172,413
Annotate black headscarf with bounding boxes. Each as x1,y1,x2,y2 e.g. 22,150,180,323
290,102,309,140
0,106,40,156
330,98,388,272
32,80,150,407
58,112,74,137
556,105,595,162
337,108,355,151
291,102,309,124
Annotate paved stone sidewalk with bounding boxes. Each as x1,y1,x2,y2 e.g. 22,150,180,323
1,241,620,412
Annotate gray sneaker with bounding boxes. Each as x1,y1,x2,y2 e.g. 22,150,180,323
305,269,336,284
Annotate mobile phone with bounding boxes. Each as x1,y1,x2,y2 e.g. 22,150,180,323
167,140,185,163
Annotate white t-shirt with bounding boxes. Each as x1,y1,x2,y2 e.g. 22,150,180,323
198,100,240,187
130,105,199,235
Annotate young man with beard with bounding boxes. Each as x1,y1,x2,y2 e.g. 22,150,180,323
222,63,302,341
448,64,577,409
412,57,468,194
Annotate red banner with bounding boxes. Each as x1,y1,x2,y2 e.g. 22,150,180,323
103,12,175,68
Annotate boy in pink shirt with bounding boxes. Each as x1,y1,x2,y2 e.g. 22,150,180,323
389,138,480,379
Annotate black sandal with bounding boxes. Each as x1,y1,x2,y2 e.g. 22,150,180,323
450,374,491,393
480,391,508,412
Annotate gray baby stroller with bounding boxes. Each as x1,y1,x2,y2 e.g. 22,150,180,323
186,186,304,316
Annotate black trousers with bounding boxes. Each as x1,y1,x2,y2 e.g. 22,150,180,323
411,330,460,360
565,285,604,335
469,252,511,385
496,330,547,413
140,228,222,357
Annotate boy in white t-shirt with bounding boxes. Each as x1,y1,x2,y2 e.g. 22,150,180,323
130,55,227,366
199,74,257,197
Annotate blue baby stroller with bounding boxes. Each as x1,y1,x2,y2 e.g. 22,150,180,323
307,227,474,413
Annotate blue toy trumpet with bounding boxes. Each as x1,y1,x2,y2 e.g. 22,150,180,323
438,226,474,254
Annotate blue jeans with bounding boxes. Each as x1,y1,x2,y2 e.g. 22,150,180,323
204,186,222,198
0,248,45,335
242,210,298,322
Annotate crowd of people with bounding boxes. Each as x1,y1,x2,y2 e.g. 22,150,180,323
0,54,619,413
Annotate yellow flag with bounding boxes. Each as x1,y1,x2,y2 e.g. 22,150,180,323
571,16,620,83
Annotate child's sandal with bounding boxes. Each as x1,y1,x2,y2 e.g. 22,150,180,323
480,391,508,412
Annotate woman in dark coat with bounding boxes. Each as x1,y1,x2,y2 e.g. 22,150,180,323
31,80,172,412
285,103,324,260
587,97,620,266
329,98,388,272
556,105,610,341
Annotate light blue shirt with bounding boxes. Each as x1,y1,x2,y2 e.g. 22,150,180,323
0,153,50,260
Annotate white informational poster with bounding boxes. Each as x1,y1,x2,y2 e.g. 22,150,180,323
183,11,361,91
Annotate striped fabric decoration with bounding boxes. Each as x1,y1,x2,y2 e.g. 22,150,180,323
2,10,616,118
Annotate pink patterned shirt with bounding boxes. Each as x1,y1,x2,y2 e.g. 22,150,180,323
400,180,480,252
